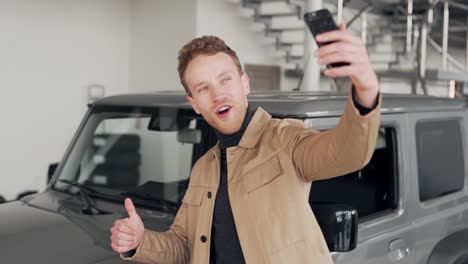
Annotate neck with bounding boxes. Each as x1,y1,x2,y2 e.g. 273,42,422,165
215,106,254,149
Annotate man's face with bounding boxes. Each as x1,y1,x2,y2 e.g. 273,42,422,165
185,52,250,135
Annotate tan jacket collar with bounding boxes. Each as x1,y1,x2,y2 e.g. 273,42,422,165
238,107,271,149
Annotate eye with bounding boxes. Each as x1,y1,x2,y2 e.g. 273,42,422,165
198,86,208,94
222,77,232,84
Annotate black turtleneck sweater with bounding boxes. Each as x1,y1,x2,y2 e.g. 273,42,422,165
210,107,254,264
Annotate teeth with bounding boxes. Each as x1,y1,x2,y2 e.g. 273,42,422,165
218,106,229,112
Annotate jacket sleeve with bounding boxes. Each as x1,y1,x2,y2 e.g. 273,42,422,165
278,93,381,182
120,204,190,264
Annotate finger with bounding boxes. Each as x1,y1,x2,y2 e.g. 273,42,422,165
112,232,135,242
111,242,132,253
324,65,357,78
316,42,361,58
124,198,138,219
318,52,362,66
118,224,137,236
316,30,361,45
114,238,135,247
338,23,346,31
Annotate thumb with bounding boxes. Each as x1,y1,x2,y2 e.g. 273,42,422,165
124,198,139,219
338,23,346,31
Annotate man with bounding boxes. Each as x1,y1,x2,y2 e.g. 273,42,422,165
111,24,381,263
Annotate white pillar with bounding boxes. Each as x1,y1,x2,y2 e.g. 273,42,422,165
303,0,323,91
361,11,367,45
337,0,344,25
420,23,427,81
442,0,449,71
466,17,468,72
406,0,413,53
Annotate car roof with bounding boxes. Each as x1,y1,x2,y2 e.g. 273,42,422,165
92,90,466,118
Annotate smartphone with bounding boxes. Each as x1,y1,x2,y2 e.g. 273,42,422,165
304,9,349,68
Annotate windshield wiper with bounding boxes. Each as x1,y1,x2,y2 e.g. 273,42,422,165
121,191,181,212
59,179,111,215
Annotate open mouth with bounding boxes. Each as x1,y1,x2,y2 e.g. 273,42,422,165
216,105,232,118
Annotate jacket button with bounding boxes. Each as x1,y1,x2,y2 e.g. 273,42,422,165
200,235,207,243
207,192,212,199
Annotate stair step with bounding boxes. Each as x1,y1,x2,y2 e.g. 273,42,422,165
271,15,304,30
280,30,304,44
370,53,397,62
271,49,287,58
259,1,297,16
368,43,395,53
372,62,390,71
290,44,304,57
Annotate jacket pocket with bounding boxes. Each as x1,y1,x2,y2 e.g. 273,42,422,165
243,155,283,193
182,187,205,206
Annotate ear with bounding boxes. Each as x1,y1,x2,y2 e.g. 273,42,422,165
241,72,251,95
186,95,201,114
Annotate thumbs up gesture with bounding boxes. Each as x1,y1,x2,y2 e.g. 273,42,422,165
110,198,145,253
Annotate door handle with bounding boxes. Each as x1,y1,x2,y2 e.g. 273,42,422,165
388,238,410,262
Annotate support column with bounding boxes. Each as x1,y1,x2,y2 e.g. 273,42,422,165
419,21,428,94
406,0,413,53
361,11,367,45
466,17,468,72
442,0,449,71
303,0,323,91
337,0,344,25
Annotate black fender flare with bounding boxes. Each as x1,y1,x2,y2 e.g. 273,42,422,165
427,229,468,264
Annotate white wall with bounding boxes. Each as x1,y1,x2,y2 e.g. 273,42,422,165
129,0,197,93
0,0,130,200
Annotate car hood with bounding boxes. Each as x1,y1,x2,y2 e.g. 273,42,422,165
0,190,174,264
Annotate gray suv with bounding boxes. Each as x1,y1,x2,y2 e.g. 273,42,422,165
1,91,467,264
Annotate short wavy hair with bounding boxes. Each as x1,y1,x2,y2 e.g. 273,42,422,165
177,36,242,96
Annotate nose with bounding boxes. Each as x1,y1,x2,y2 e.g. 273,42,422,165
211,85,227,104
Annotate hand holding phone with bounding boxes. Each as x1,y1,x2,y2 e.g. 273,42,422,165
303,8,380,108
304,9,349,68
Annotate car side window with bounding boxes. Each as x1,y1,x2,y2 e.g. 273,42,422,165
416,119,465,202
309,126,398,220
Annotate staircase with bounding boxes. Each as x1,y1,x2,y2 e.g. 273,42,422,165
227,0,468,94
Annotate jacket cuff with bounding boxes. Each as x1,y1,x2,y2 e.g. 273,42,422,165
351,87,381,117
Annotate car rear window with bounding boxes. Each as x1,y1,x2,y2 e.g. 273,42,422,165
416,119,465,202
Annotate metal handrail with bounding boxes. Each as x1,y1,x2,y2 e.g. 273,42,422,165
427,36,466,72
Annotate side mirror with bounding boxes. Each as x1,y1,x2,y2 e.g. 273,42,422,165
48,162,59,183
311,203,358,252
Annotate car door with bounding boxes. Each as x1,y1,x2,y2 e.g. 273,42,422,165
406,110,468,264
306,112,416,264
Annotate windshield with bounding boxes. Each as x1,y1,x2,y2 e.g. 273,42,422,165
53,105,216,209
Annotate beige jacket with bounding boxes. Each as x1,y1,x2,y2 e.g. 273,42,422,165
124,94,381,263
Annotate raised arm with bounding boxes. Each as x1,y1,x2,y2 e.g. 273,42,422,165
281,93,381,182
280,23,381,182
